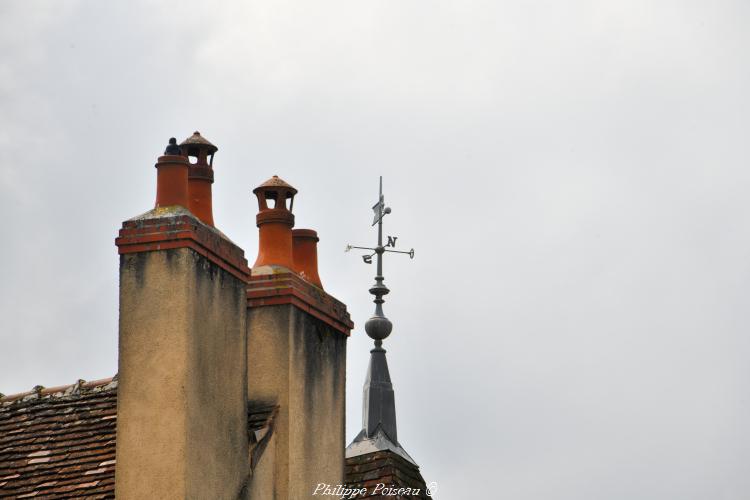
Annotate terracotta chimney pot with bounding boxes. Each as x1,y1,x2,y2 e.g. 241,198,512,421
180,131,218,226
292,229,323,288
154,151,189,209
252,175,297,269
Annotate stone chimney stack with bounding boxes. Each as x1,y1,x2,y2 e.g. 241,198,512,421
114,136,251,499
246,176,353,498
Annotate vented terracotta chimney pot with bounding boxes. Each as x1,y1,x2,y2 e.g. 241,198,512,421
292,229,323,288
252,175,297,270
181,131,218,226
154,141,189,208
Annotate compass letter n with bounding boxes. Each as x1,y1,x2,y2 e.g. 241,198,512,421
386,236,398,248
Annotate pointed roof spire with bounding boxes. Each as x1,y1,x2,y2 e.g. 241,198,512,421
345,177,418,464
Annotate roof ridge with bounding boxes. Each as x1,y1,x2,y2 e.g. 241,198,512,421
0,376,118,406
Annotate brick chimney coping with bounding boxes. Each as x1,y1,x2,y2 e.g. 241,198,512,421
115,206,251,282
247,270,354,335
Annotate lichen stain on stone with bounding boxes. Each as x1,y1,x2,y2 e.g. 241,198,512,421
128,205,194,222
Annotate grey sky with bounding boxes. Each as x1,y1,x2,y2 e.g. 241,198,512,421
2,1,749,498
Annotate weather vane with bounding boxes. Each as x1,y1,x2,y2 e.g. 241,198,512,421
346,176,414,349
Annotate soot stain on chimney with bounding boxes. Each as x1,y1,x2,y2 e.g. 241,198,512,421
122,254,147,289
301,315,344,415
299,315,320,409
163,247,178,268
331,330,344,397
192,253,222,285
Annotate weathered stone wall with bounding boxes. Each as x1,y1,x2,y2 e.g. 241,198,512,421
115,248,249,500
246,304,347,499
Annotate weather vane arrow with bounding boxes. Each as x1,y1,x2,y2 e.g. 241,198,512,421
345,177,415,264
345,176,414,348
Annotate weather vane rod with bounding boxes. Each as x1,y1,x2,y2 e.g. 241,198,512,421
345,176,414,350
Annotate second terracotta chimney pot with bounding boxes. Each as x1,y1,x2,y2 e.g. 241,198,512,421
292,229,323,288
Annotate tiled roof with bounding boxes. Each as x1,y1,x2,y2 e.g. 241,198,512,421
0,380,280,499
345,450,432,499
1,382,427,498
0,378,118,499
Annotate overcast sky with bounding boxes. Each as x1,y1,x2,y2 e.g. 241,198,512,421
2,1,749,498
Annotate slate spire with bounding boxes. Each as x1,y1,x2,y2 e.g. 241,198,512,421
345,177,417,464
